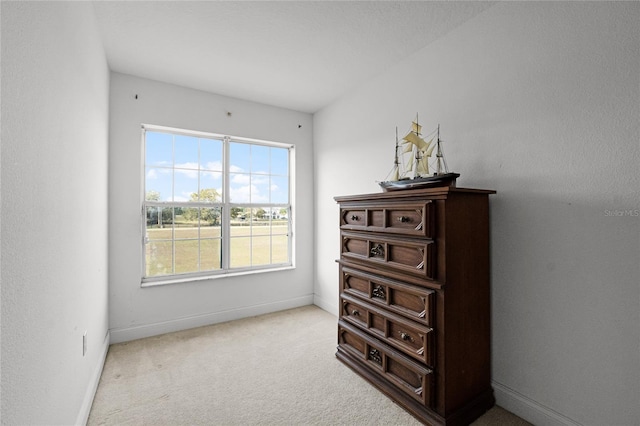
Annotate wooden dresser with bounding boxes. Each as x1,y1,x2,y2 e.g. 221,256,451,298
335,186,496,425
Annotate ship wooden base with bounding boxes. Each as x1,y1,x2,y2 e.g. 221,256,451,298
379,173,460,192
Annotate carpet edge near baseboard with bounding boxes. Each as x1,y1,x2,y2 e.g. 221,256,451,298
109,295,314,344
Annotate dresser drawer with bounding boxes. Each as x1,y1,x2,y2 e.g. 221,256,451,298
341,231,435,280
340,294,434,367
340,202,434,238
340,265,434,326
338,320,434,408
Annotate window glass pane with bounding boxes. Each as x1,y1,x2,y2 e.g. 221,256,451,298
271,147,288,176
251,145,269,174
229,173,251,203
145,167,173,202
200,207,221,228
201,239,221,270
145,132,173,167
230,237,251,268
251,207,270,235
251,175,270,203
200,138,222,171
174,213,197,240
146,240,173,277
270,175,288,204
174,171,198,202
229,142,250,173
272,211,288,235
252,236,271,266
180,206,197,225
146,206,174,232
231,210,251,237
174,135,199,168
272,235,289,264
145,205,160,230
200,171,222,199
175,240,199,274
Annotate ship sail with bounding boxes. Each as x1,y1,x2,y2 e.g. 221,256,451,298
391,165,400,182
402,130,428,150
406,157,414,172
417,153,430,176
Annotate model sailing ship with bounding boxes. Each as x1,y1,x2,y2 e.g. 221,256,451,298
379,116,460,191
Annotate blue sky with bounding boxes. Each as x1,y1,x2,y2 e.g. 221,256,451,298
145,131,289,204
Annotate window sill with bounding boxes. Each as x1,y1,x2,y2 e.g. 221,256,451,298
140,265,295,288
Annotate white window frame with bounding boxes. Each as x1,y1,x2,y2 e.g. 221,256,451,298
141,124,295,286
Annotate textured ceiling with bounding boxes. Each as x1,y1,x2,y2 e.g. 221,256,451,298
92,1,494,113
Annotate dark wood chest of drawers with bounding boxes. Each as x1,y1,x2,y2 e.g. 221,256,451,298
335,186,496,425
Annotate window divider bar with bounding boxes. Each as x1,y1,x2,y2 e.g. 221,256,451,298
222,136,231,270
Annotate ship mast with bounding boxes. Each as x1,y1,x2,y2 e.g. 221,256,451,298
413,114,421,179
435,124,448,175
392,127,400,181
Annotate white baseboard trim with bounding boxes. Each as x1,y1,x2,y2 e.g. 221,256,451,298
76,331,110,426
493,380,582,426
109,295,314,344
313,294,337,317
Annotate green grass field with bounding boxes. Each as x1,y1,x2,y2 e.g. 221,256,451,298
145,223,289,277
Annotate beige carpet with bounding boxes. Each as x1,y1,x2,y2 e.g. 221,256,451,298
89,306,530,425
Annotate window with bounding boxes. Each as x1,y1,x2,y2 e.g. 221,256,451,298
142,125,293,284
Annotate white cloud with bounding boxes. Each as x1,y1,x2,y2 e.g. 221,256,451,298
231,173,251,185
175,162,199,169
205,161,222,171
175,162,199,179
147,167,175,180
252,175,269,185
230,185,250,203
202,170,222,181
230,184,269,203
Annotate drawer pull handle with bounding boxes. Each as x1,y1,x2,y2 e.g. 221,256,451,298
397,216,411,223
351,310,360,316
370,244,384,257
351,215,359,221
400,332,414,342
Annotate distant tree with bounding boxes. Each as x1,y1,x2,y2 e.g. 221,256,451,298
195,188,220,203
146,190,161,201
183,189,221,225
230,207,244,219
255,208,266,220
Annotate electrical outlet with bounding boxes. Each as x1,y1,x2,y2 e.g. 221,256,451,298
83,331,87,356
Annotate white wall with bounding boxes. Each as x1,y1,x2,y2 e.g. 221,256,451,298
108,73,314,342
1,2,110,425
314,3,639,426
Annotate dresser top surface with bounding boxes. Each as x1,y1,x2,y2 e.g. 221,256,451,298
334,186,496,203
